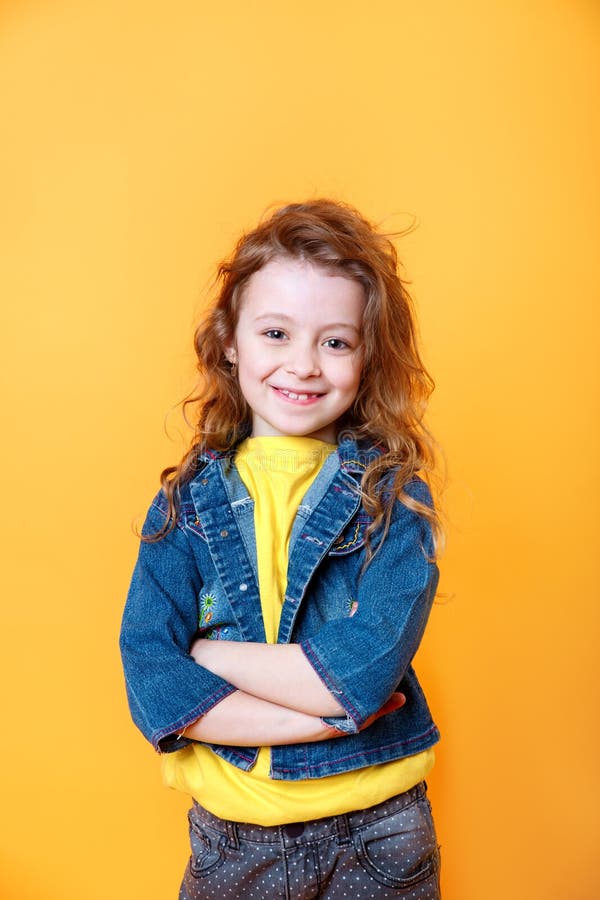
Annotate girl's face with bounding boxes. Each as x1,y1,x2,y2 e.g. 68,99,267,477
228,257,365,443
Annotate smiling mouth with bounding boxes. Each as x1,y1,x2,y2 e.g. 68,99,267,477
273,387,323,402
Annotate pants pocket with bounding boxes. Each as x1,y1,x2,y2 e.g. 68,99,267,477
187,813,228,879
353,795,440,891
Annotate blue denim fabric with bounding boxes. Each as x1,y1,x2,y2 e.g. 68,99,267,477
179,781,441,899
120,437,440,778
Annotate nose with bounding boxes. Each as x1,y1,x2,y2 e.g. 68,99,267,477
284,342,321,378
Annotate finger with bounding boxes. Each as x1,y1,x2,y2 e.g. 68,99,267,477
379,692,406,715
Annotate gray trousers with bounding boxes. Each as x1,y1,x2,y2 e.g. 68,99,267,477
179,781,440,899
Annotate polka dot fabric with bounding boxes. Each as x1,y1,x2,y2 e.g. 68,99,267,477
179,782,440,898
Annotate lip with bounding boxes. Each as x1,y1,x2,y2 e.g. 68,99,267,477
271,385,324,404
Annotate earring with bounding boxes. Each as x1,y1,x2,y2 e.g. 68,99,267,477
226,352,238,376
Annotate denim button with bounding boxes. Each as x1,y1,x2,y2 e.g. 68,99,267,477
201,478,208,485
239,583,248,591
283,822,304,838
220,530,229,538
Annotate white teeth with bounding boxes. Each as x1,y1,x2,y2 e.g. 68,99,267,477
280,389,316,401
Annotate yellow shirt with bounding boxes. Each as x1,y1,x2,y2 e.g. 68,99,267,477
162,436,433,824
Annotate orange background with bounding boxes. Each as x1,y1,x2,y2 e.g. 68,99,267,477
1,2,598,898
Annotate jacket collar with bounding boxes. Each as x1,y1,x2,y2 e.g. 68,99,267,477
197,435,384,477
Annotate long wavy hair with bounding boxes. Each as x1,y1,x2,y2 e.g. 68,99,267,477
147,199,442,555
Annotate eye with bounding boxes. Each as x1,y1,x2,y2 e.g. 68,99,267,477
263,329,287,340
323,338,350,350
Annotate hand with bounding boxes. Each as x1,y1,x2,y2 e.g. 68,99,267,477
321,691,406,740
360,691,406,731
189,635,205,663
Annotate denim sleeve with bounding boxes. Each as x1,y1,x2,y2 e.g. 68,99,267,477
299,485,438,734
119,496,236,752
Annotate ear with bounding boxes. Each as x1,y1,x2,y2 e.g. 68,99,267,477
223,340,237,365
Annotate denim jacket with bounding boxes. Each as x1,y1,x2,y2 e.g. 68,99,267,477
120,438,440,780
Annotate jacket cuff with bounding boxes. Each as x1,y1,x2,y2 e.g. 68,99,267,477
151,682,238,753
320,713,360,735
299,639,365,730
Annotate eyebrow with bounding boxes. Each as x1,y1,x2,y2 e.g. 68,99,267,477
253,313,361,334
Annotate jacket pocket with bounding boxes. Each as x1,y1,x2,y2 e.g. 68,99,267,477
328,514,371,556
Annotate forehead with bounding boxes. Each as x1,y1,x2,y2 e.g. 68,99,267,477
239,257,365,325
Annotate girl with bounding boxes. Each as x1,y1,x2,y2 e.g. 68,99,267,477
120,199,442,899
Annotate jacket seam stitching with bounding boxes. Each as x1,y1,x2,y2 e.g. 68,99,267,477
300,640,361,726
151,684,237,750
271,725,439,774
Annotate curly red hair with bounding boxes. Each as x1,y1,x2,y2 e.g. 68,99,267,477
148,199,442,554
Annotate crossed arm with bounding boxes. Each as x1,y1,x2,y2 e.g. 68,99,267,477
121,491,434,752
183,640,405,745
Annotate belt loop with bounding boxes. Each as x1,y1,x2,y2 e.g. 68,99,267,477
335,813,352,847
225,819,240,850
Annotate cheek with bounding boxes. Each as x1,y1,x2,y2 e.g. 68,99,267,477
237,352,272,387
337,358,363,394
